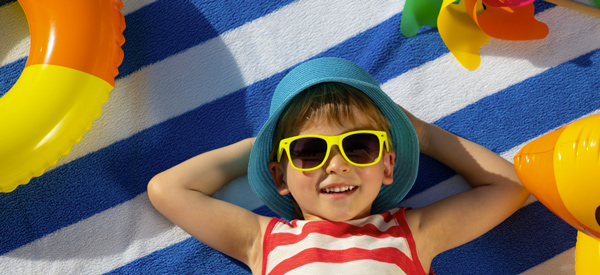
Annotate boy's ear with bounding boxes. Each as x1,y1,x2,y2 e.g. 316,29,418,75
268,161,290,195
382,151,396,186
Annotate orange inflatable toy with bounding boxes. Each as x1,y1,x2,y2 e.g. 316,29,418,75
0,0,125,192
514,113,600,273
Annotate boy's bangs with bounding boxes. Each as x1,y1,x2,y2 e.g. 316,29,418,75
294,83,391,142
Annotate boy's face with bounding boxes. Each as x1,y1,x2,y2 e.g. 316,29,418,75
269,107,396,221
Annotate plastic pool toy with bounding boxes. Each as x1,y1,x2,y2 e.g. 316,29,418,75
514,113,600,274
402,0,548,69
0,0,126,192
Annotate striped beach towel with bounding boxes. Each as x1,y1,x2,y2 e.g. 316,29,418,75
1,0,598,274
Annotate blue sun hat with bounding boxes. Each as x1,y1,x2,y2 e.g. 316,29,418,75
248,57,419,220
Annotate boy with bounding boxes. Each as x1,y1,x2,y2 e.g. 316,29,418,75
148,57,529,274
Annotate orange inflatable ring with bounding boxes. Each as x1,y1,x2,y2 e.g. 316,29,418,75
0,0,125,192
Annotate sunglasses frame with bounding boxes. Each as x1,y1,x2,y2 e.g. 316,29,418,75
277,130,389,171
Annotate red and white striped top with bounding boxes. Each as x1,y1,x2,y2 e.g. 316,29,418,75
262,207,431,275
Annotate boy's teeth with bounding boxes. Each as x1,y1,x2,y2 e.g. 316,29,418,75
323,186,355,193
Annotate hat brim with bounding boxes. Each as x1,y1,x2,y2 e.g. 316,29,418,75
248,57,419,220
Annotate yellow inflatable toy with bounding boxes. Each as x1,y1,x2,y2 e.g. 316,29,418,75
514,113,600,274
437,0,548,69
403,0,548,70
0,0,125,192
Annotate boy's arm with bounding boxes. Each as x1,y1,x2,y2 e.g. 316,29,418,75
401,108,530,265
147,138,271,270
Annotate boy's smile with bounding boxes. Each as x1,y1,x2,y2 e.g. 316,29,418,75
269,107,396,222
320,184,357,195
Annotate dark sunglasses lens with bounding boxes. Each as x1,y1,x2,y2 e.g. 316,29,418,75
342,133,381,164
289,137,328,169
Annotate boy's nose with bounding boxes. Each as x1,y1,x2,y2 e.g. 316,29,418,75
325,146,350,173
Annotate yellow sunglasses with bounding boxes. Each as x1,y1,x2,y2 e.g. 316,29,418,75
277,130,389,171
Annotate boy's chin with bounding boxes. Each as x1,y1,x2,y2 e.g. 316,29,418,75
303,208,371,221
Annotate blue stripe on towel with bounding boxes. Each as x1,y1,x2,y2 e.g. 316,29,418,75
433,202,577,274
534,0,556,12
322,14,447,82
106,206,276,274
0,59,24,97
119,0,295,78
107,237,251,275
0,0,15,7
437,49,600,152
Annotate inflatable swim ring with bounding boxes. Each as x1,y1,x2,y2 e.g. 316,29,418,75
0,0,126,192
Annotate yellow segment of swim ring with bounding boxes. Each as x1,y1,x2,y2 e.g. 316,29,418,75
0,65,113,192
0,0,124,192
